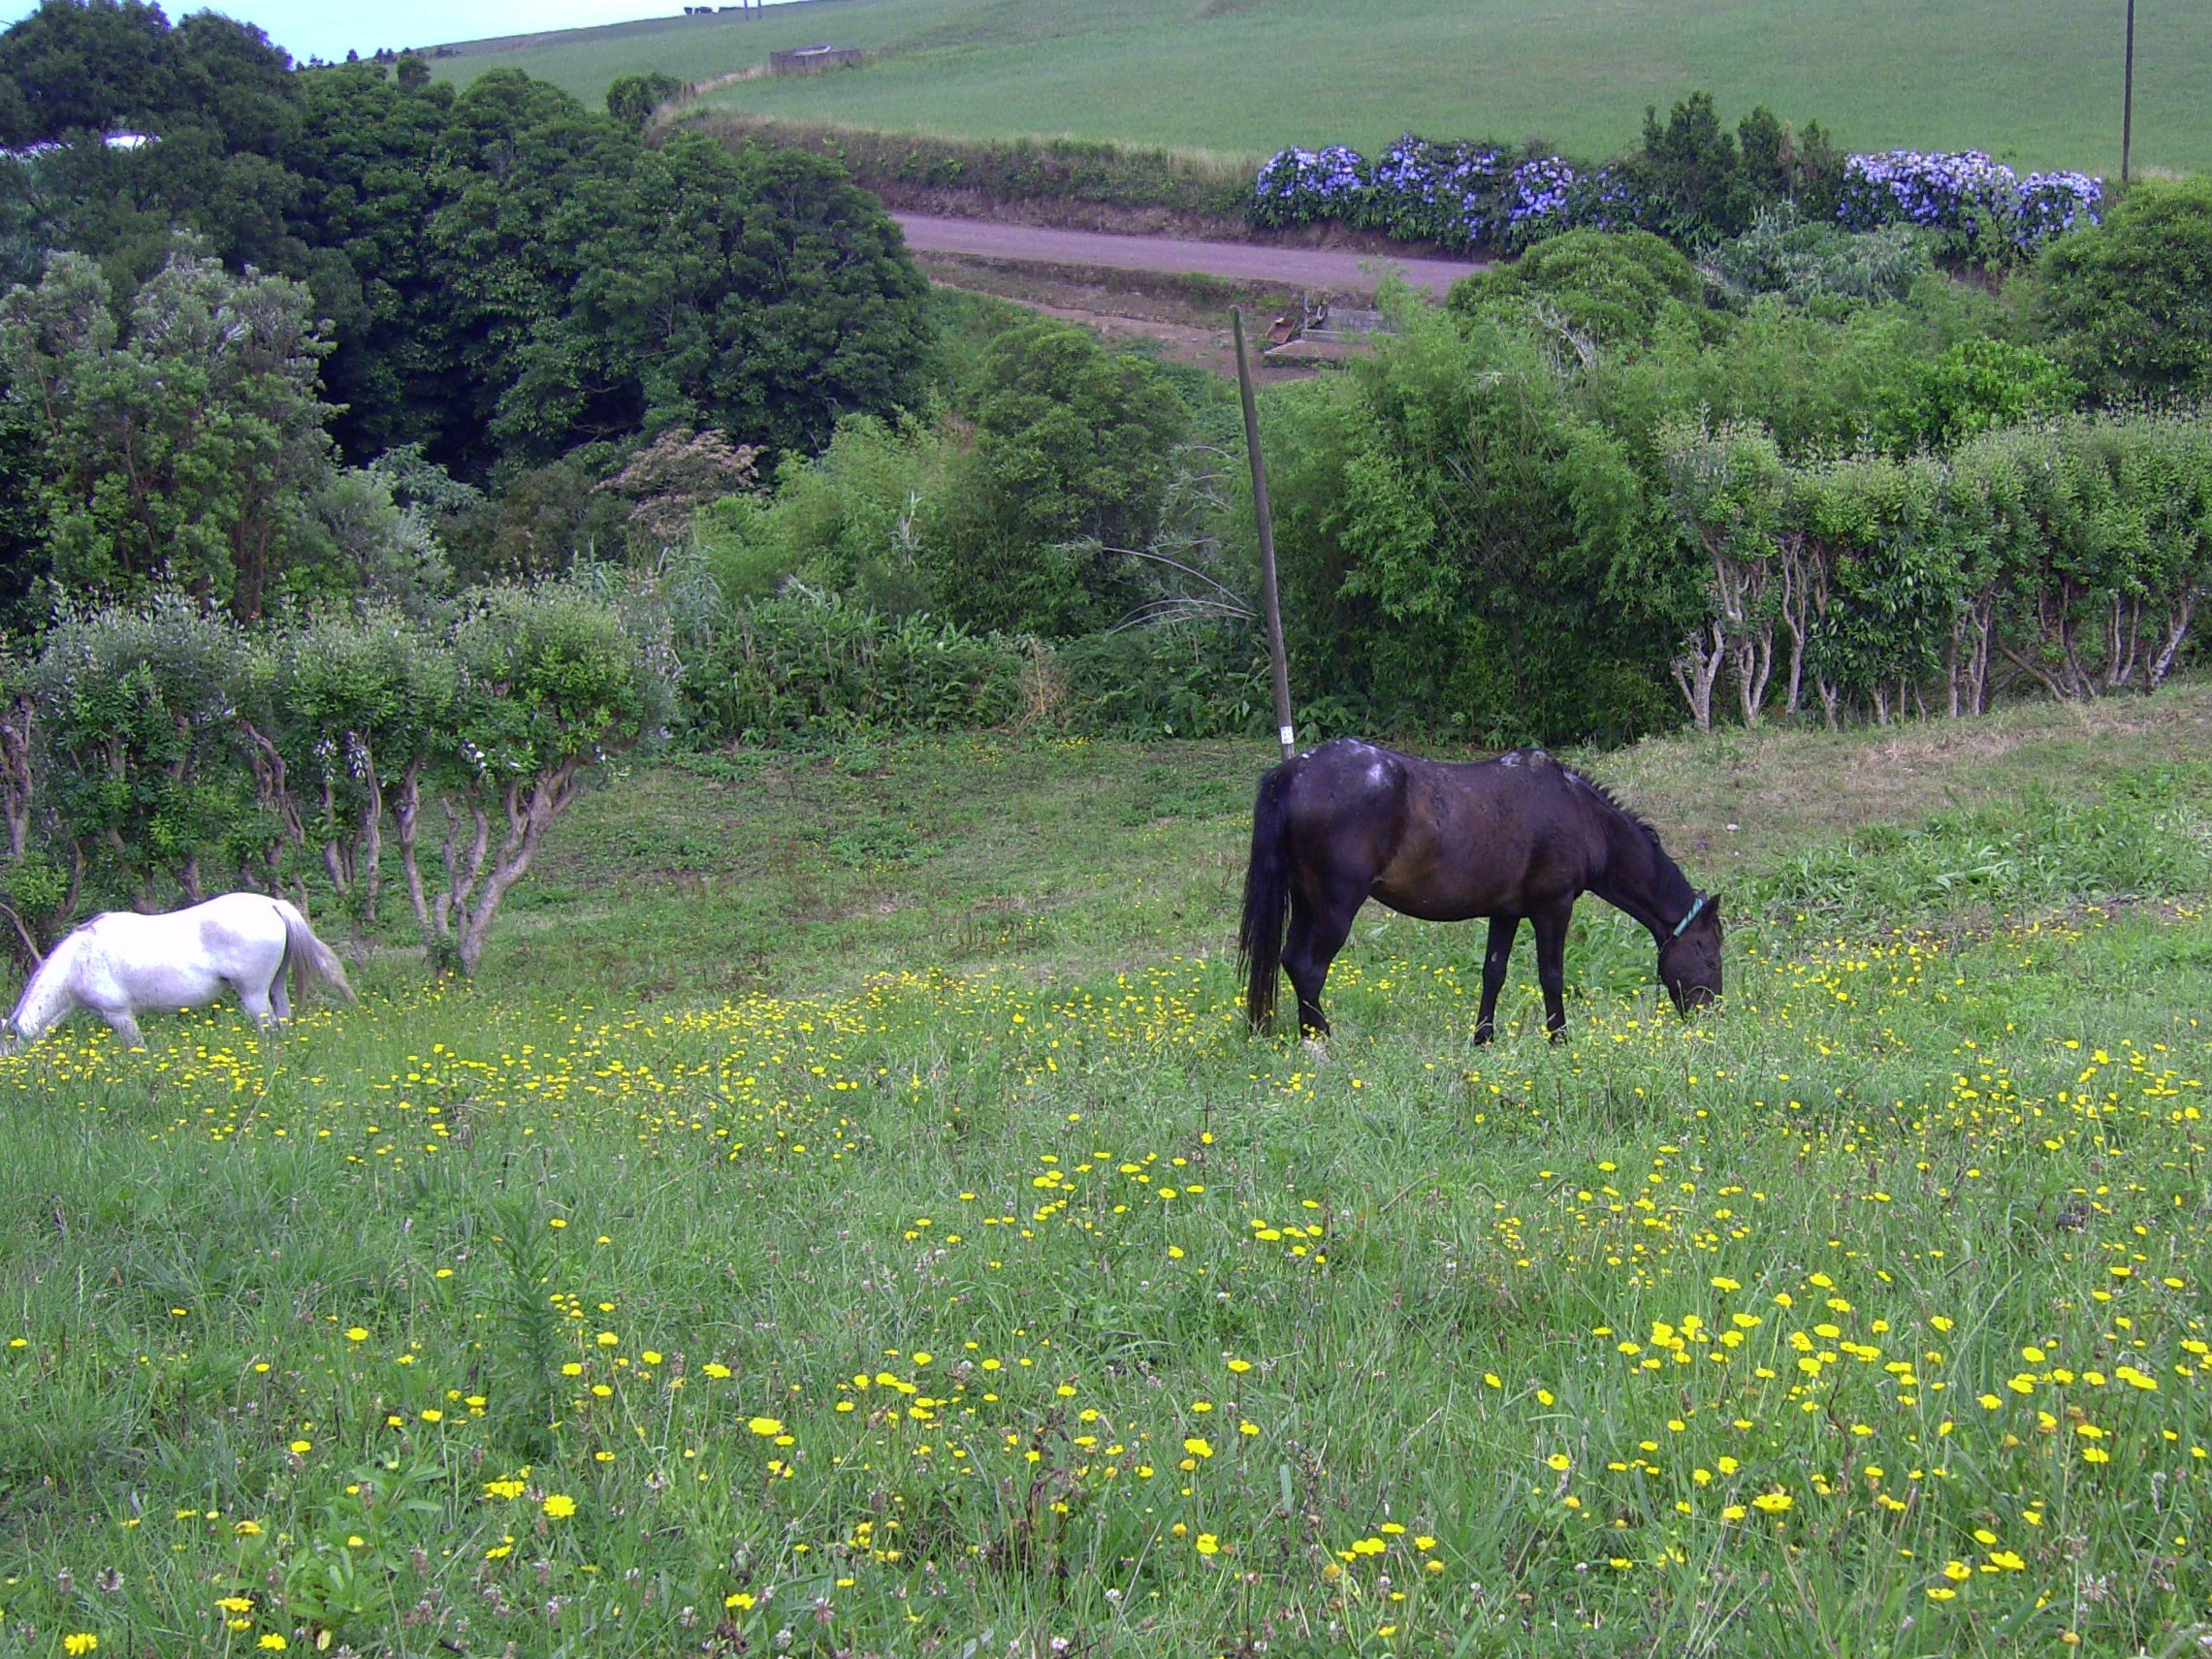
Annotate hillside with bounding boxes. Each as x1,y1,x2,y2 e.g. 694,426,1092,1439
435,0,2212,177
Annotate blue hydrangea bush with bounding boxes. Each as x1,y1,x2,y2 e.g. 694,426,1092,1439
1253,137,2101,261
1249,144,1369,229
1832,150,2101,256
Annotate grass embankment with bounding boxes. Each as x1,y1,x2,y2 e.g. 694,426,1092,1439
3,686,2211,1655
438,0,2212,179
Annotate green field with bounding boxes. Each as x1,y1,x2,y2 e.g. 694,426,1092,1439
4,687,2212,1653
438,0,2212,179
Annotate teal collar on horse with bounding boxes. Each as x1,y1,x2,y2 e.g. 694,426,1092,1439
1671,894,1708,939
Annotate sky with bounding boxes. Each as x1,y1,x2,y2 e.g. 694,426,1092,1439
0,1,745,63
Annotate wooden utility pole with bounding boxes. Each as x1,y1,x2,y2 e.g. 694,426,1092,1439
1232,306,1297,761
2122,0,2137,182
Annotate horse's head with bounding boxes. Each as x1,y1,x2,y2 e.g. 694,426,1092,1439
1657,892,1723,1014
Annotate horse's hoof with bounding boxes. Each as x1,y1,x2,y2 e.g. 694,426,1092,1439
1301,1035,1330,1061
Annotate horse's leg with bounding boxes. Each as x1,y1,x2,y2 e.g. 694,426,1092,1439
1473,914,1520,1045
1530,904,1573,1042
269,971,293,1026
1284,884,1362,1037
101,1007,144,1050
237,982,278,1032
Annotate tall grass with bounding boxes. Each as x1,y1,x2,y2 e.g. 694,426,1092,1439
2,691,2209,1654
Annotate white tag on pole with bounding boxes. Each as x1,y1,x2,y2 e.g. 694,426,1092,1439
1278,725,1297,751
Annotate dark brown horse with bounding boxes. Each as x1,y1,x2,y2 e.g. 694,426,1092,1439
1238,739,1722,1040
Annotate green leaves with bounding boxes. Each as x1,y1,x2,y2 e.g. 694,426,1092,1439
0,248,337,619
2038,177,2212,404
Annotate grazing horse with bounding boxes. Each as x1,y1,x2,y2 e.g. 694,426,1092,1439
1238,739,1722,1040
3,893,354,1052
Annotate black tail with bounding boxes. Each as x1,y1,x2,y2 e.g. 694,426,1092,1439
1237,762,1296,1031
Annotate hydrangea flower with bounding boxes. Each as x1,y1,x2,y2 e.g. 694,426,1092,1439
1838,150,2101,256
1250,145,1369,228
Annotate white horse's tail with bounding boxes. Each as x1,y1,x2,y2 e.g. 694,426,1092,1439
273,900,356,1005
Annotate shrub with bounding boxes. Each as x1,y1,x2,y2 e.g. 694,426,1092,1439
2037,176,2212,404
1703,206,1935,312
1452,229,1699,347
683,594,1023,744
926,321,1190,636
1837,151,2102,261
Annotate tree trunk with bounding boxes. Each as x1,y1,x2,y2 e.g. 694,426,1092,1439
1672,622,1725,732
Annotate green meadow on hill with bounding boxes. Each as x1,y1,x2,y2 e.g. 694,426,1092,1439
438,0,2212,177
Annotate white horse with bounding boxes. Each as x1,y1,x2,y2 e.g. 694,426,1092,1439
3,893,354,1051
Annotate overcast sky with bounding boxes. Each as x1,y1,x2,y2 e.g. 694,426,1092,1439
0,2,748,64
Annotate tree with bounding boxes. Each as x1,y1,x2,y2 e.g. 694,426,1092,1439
0,247,339,618
926,319,1189,634
426,579,674,973
2038,177,2212,403
605,71,681,133
1655,417,1789,727
1261,303,1689,746
498,131,931,467
248,605,456,922
30,592,256,907
594,427,759,558
1630,91,1752,243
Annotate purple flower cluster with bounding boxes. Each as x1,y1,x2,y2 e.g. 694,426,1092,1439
1250,136,2102,261
1366,136,1507,247
2017,170,2105,245
1839,150,2102,253
1254,135,1648,253
1249,144,1369,228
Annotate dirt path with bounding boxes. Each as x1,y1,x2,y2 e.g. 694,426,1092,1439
893,213,1484,298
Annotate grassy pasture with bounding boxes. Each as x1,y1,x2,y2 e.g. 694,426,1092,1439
3,687,2212,1654
438,0,2212,179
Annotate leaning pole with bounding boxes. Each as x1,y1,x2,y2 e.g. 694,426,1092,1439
1232,306,1298,761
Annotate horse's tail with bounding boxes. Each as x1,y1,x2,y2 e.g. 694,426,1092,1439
1237,761,1297,1032
273,899,356,1005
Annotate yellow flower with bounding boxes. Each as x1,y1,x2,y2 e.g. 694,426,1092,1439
259,1637,289,1652
1195,1534,1220,1555
702,1363,731,1380
1546,1453,1572,1472
64,1638,98,1656
725,1592,756,1611
233,1519,263,1537
1183,1437,1213,1458
542,1494,577,1518
1751,1492,1792,1515
748,1417,785,1438
344,1328,367,1342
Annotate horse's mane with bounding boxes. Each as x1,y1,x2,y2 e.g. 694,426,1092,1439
1561,766,1668,857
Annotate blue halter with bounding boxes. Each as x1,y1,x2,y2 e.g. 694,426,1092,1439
1670,894,1708,939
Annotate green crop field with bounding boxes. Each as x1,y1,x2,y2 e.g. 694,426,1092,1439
4,686,2212,1654
436,0,2212,180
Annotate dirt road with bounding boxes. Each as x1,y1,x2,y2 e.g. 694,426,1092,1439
892,213,1483,298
